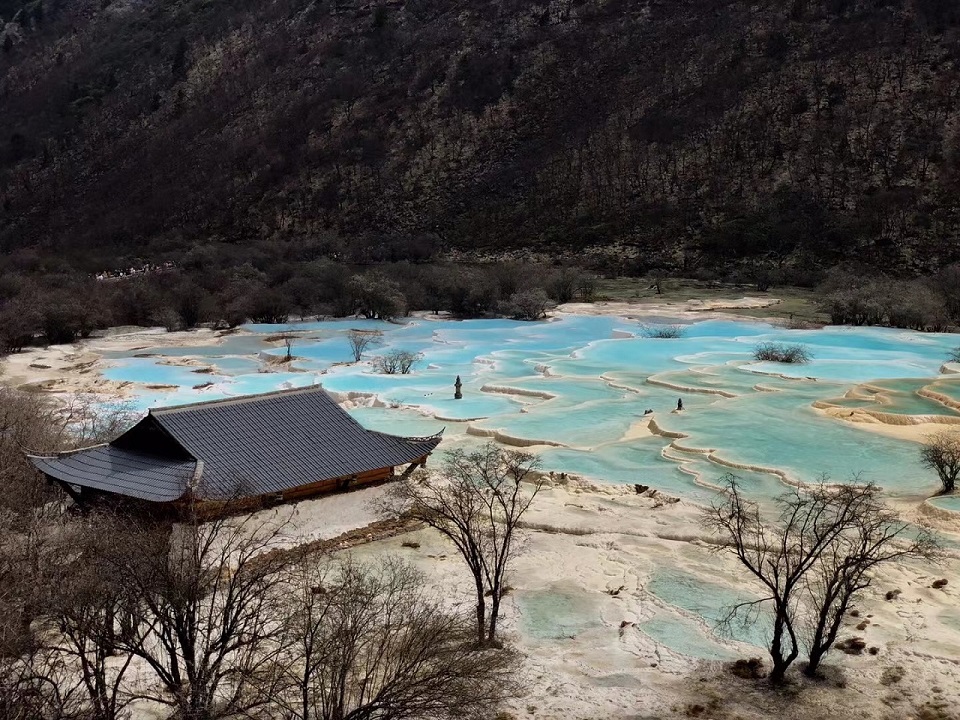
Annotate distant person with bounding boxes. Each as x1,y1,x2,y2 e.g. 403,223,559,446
643,408,653,415
677,398,683,411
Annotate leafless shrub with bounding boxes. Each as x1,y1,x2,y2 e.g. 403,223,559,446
753,342,811,364
346,329,383,362
920,431,960,494
880,666,905,685
729,657,766,679
373,349,423,374
837,637,867,655
640,324,686,339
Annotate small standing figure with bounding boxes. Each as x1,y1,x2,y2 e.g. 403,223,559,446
454,375,463,400
677,397,684,412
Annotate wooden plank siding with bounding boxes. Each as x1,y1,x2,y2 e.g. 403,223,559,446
183,454,428,521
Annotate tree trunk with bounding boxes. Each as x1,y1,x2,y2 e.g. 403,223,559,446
768,608,794,684
804,646,827,678
806,596,849,677
475,591,486,647
769,658,790,684
487,589,501,645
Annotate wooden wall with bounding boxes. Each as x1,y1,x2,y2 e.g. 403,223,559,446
183,457,427,520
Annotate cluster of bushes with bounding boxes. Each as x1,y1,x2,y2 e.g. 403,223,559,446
817,265,960,331
0,261,596,355
753,342,812,364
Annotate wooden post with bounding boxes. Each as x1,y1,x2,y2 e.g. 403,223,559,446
454,375,463,399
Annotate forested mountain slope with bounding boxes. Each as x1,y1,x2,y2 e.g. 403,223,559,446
2,0,959,274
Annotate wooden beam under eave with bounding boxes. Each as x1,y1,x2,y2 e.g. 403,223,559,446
53,479,83,505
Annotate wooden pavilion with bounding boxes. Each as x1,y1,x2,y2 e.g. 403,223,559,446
28,386,442,517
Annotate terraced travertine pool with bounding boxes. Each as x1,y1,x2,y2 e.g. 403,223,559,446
97,314,960,659
102,315,960,498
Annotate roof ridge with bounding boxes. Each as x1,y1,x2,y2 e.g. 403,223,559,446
149,384,325,414
367,428,445,443
26,442,109,459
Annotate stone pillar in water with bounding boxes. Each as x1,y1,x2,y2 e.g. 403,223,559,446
454,375,463,400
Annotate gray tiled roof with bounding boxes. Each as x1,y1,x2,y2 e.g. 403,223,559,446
30,445,196,502
30,387,441,502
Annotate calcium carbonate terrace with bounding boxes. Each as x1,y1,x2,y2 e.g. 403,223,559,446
98,315,960,506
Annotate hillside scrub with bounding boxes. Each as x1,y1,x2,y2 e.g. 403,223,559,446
817,270,953,331
0,262,596,355
4,0,960,279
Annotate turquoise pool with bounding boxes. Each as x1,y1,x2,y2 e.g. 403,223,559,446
99,315,960,502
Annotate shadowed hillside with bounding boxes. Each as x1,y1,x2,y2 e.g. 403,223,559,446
2,0,960,274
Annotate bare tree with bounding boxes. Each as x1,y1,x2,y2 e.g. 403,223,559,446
270,556,520,720
379,443,542,647
503,289,553,321
0,505,86,720
105,503,292,719
0,646,84,720
705,476,809,683
39,514,137,720
54,393,138,447
705,475,940,683
0,390,137,719
346,330,383,362
920,431,960,494
802,486,939,677
373,349,423,374
0,389,67,515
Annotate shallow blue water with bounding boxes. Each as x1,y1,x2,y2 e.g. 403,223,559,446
646,567,770,649
517,585,599,640
928,495,960,513
101,315,959,502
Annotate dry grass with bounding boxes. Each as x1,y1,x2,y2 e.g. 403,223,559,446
593,278,827,324
880,666,905,686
